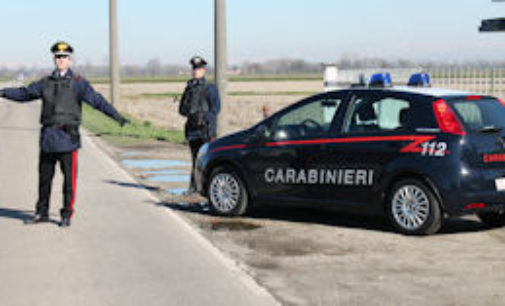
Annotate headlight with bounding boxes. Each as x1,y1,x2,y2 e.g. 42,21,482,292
197,143,209,159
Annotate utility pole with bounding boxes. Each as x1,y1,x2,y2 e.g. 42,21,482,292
109,0,120,105
215,0,227,136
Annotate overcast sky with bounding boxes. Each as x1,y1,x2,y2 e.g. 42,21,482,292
0,0,504,68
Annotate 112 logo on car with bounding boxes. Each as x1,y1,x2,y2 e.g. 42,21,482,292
420,141,448,157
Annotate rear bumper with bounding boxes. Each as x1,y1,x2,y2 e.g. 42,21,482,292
447,190,505,215
441,176,505,215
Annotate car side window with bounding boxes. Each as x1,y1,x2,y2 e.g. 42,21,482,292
345,96,412,133
272,98,341,140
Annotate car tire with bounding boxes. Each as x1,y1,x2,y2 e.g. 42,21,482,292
207,166,248,216
387,179,442,235
478,211,505,227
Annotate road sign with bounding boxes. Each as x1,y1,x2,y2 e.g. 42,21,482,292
480,18,505,32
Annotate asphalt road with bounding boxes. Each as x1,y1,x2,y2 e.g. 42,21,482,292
0,95,278,306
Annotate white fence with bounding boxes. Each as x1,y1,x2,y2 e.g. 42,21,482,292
337,67,505,98
427,67,505,98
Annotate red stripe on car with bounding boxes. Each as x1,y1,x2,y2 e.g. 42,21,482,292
210,144,250,153
70,150,78,218
211,135,437,153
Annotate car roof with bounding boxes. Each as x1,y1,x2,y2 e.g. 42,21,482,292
388,86,474,97
344,86,475,98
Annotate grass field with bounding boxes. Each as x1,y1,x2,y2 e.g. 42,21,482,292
88,74,322,84
82,103,184,145
138,90,319,99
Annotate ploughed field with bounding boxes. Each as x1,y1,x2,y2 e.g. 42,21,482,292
93,80,324,134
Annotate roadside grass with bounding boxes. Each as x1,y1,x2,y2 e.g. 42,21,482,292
228,74,322,82
137,90,319,99
137,92,182,99
82,104,184,145
89,74,323,84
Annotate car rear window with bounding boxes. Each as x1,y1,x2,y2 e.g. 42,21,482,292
449,98,505,131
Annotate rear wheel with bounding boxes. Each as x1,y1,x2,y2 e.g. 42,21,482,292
478,211,505,227
207,166,248,216
387,179,442,235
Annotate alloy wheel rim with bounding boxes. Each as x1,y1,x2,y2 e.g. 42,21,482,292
210,173,240,213
392,185,430,230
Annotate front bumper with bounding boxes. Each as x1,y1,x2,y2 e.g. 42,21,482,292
194,155,207,196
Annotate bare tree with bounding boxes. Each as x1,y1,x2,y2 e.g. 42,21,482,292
146,58,162,77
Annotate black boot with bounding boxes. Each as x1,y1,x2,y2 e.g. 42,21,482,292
59,217,71,227
24,213,49,225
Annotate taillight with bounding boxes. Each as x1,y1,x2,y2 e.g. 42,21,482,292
465,95,482,100
465,202,486,210
432,99,466,136
498,98,505,107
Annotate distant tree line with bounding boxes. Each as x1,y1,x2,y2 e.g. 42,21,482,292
2,57,505,80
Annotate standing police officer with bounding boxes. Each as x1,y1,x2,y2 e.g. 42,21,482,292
0,41,128,227
179,56,221,193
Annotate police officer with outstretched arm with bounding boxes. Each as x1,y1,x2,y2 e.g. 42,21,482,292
179,56,221,193
0,41,128,227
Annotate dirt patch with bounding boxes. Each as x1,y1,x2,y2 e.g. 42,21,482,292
207,220,262,231
243,235,351,257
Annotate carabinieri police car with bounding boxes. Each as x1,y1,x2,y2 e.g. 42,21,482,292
194,72,505,235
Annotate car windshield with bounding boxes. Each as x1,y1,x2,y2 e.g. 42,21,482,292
449,98,505,132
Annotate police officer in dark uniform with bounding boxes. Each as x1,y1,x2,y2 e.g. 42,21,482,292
0,41,128,227
179,56,221,193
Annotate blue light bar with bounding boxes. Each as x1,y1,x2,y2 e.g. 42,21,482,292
369,73,392,87
408,73,431,87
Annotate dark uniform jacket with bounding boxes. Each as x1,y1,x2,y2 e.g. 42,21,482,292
179,77,221,141
2,69,122,152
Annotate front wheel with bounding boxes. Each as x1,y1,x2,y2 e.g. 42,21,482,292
387,179,442,235
478,211,505,228
207,166,248,216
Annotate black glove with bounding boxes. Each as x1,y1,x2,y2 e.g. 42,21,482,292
115,114,129,127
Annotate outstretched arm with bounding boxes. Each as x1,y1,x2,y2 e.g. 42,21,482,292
0,80,44,102
81,79,128,126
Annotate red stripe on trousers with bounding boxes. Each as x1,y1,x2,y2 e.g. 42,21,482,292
70,150,78,217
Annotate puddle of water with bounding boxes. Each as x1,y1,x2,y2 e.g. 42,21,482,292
122,159,191,169
148,174,190,183
143,169,187,176
165,188,188,196
120,151,146,157
210,220,262,231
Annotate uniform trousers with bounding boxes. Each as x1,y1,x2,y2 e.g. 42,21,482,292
35,150,78,218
